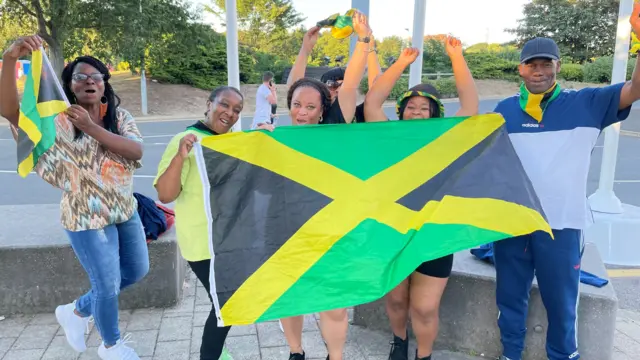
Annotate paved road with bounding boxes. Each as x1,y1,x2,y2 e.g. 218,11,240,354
1,98,639,311
2,99,639,207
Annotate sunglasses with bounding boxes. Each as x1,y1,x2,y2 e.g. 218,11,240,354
72,73,105,82
326,80,343,89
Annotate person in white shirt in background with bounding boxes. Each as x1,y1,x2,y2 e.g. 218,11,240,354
251,71,277,129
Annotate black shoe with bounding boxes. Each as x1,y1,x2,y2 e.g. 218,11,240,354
388,334,409,360
289,352,305,360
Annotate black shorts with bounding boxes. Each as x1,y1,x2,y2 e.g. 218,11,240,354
415,254,454,278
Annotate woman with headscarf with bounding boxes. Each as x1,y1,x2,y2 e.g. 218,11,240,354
0,35,148,360
154,86,273,360
363,37,479,360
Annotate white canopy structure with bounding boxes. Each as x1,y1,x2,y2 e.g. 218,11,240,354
222,0,639,265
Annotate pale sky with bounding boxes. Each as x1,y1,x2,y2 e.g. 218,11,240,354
191,0,530,46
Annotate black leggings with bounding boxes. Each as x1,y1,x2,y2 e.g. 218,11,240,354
189,260,232,360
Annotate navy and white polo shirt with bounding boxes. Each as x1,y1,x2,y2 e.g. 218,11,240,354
494,83,632,230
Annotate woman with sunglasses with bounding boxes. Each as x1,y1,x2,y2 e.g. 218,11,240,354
1,35,148,360
363,38,478,360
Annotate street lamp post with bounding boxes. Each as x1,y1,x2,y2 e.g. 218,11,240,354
140,0,148,116
349,0,370,56
409,0,427,88
225,0,242,132
588,0,634,214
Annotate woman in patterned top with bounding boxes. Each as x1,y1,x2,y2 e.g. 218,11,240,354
0,35,148,360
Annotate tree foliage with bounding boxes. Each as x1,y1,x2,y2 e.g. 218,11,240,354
148,23,254,90
0,0,195,75
376,35,404,67
507,0,619,62
209,0,304,51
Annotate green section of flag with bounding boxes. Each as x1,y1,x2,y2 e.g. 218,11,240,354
16,49,68,177
258,221,508,322
263,117,466,180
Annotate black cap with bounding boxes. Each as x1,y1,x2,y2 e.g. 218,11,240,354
520,37,560,63
321,67,345,83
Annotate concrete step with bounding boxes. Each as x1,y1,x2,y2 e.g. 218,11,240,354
353,243,618,360
0,204,186,315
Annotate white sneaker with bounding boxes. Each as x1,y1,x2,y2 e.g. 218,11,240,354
55,301,90,352
98,334,140,360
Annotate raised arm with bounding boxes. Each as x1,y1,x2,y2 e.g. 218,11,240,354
0,35,43,126
338,11,372,123
367,35,382,88
155,134,196,204
445,36,479,117
364,48,419,122
286,26,320,87
266,83,277,105
66,106,143,161
620,3,640,109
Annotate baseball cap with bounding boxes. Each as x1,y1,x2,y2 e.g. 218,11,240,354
520,37,560,63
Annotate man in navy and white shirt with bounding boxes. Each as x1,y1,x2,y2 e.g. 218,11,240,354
492,12,640,359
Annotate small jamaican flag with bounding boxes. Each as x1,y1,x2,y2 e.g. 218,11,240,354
317,9,356,39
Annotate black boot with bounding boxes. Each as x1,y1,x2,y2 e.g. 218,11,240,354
388,333,409,360
414,349,432,360
289,352,305,360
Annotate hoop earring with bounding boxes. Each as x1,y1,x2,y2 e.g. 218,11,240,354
319,116,323,123
99,96,108,120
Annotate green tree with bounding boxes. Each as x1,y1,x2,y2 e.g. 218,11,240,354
148,22,254,89
0,0,195,75
95,0,195,75
311,31,349,66
422,35,451,74
507,0,619,62
0,0,76,74
377,35,404,66
209,0,305,51
0,9,37,49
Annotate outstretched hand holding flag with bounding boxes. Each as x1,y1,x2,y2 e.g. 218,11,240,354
15,46,69,177
316,9,357,39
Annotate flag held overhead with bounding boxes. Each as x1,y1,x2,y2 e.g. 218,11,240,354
194,113,551,326
316,9,356,39
16,48,69,177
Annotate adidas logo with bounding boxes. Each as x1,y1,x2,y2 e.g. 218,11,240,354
522,123,544,128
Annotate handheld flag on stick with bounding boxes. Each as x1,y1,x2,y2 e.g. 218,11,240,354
316,9,356,39
16,48,69,177
193,113,552,326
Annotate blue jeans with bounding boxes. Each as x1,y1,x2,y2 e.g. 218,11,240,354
66,212,149,346
494,229,582,360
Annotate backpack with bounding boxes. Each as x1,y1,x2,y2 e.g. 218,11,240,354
133,192,174,242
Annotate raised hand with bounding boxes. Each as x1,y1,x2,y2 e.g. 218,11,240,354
2,35,43,61
66,105,96,133
445,35,463,58
353,11,372,39
178,134,198,159
631,1,640,38
397,47,421,66
256,123,275,132
302,26,321,55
